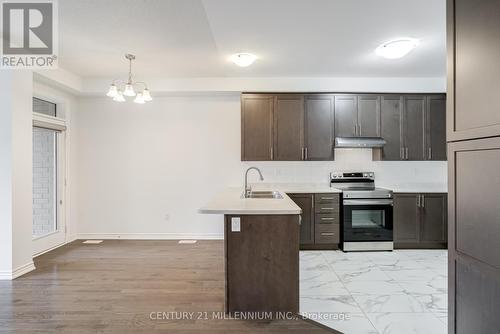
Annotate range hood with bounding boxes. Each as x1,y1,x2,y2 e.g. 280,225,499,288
335,137,387,148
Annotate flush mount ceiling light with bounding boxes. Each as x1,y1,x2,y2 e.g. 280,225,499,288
375,38,420,59
106,54,152,103
230,53,257,67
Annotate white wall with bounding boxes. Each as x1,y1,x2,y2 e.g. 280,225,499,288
0,71,35,279
75,95,446,239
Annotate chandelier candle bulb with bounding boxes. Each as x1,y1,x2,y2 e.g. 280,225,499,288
134,93,145,104
106,84,118,97
113,91,125,102
142,88,152,101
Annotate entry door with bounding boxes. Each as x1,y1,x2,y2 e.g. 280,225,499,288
32,127,66,255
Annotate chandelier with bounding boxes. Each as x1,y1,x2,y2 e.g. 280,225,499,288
106,54,152,103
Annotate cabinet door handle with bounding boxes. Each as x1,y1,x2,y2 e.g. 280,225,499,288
321,232,335,236
405,147,409,160
321,197,335,200
357,124,361,136
321,207,334,210
270,147,273,160
301,147,305,161
305,147,308,160
421,195,425,208
298,215,302,225
428,147,432,160
321,217,334,221
400,147,404,160
417,195,421,208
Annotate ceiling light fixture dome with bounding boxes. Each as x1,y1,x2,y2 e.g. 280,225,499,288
106,54,152,103
375,38,419,59
230,53,257,67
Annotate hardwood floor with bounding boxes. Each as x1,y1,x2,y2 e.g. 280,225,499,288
0,240,335,333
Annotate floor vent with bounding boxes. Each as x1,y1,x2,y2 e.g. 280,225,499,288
82,240,103,244
178,240,197,244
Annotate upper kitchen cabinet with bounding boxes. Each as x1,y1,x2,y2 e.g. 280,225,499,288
274,95,304,161
426,95,447,160
334,95,357,137
334,95,380,138
449,0,500,141
304,95,335,160
403,96,426,161
374,94,447,161
241,94,274,161
377,96,403,160
357,95,381,137
241,93,335,161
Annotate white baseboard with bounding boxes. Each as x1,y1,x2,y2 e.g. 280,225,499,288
0,261,36,280
76,233,224,240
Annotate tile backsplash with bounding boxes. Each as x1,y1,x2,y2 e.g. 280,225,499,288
243,148,447,188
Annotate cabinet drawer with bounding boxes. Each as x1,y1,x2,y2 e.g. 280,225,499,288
315,224,340,244
314,193,340,204
315,214,339,225
314,203,339,214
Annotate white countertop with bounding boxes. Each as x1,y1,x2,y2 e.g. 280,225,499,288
199,187,301,215
381,183,448,193
199,182,447,215
251,182,342,194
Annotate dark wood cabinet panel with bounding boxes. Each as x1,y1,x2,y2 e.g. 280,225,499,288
455,258,500,334
394,194,419,244
450,0,500,141
357,95,380,137
289,193,340,249
225,215,299,313
241,95,274,161
334,95,357,137
378,96,403,160
448,1,500,331
274,95,304,161
420,194,447,244
394,192,447,248
452,139,500,269
403,96,426,161
288,194,314,246
304,95,334,160
426,95,447,160
241,93,445,162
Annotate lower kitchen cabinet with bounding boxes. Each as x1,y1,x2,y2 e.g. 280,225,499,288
288,193,340,249
393,193,447,248
288,194,314,245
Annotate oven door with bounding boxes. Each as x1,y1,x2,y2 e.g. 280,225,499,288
343,199,393,242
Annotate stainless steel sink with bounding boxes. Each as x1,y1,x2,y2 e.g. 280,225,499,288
241,191,284,199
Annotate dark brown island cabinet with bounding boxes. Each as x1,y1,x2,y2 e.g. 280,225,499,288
448,0,500,332
224,215,300,313
241,93,446,162
288,193,340,250
393,193,447,249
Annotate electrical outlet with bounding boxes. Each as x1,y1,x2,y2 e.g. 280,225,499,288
231,217,241,232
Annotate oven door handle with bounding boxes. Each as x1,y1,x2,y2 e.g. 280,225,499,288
343,199,393,206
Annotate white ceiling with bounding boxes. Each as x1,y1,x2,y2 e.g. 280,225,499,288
58,0,446,79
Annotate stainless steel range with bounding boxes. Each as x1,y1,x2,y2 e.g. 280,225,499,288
330,172,394,251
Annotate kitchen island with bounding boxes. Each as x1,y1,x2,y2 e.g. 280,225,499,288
199,187,301,314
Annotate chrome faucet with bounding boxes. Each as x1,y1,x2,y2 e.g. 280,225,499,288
244,167,264,198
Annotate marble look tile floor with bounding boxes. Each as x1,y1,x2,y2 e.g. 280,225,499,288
299,249,447,334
